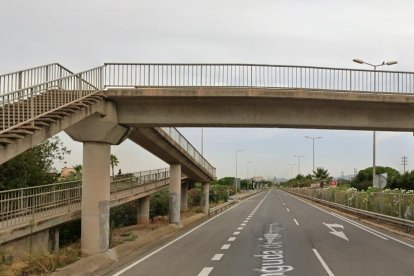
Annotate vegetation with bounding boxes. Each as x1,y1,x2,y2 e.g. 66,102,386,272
0,136,70,190
110,154,119,179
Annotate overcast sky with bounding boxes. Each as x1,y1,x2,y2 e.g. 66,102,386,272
1,0,414,179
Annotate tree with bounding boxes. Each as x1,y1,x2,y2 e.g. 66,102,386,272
110,154,119,179
65,164,82,181
0,136,71,190
351,166,400,190
313,167,330,180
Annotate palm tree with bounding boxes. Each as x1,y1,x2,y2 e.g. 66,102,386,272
110,154,119,179
313,167,330,180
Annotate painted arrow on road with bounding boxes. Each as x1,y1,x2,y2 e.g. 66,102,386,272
323,223,349,241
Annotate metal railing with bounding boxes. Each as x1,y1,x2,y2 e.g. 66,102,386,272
0,66,104,134
103,63,414,94
0,168,170,229
0,63,74,95
158,127,216,177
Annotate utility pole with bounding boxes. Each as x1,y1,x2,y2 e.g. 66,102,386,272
401,155,408,173
294,155,304,175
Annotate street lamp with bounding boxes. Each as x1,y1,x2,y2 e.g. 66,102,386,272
247,161,252,179
201,128,204,156
294,155,304,175
235,149,242,199
353,58,398,187
305,136,322,173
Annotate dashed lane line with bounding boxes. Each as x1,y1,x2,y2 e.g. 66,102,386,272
294,218,300,226
228,237,236,241
233,231,241,235
197,267,214,276
286,208,290,212
211,254,224,261
221,244,231,250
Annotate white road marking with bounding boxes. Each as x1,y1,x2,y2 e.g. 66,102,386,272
294,218,299,226
228,237,236,241
241,223,247,226
283,202,286,206
243,220,249,223
197,267,214,276
233,231,240,235
313,249,335,276
329,212,388,241
237,227,243,230
288,192,389,241
323,223,349,241
112,191,266,276
211,254,224,261
286,208,290,212
221,244,231,250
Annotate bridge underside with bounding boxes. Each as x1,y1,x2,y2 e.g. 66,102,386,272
107,87,414,132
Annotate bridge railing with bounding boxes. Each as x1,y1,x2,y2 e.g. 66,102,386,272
103,63,414,94
0,168,170,229
0,66,104,134
0,63,74,95
158,127,216,177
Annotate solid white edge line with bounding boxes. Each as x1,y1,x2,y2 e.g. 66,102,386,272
112,191,268,276
313,248,335,276
197,267,214,276
211,253,224,261
284,191,414,248
286,192,389,240
294,218,299,226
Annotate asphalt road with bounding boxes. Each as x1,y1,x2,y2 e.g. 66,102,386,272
104,189,414,276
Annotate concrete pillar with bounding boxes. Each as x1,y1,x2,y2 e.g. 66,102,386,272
201,183,210,214
181,182,188,212
137,196,150,225
81,142,111,256
169,164,181,225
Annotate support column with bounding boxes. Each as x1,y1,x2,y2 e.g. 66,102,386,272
169,164,181,225
81,142,111,256
181,182,188,212
201,183,210,214
137,196,150,224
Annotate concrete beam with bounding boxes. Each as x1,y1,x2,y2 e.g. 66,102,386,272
107,87,414,131
169,164,181,225
128,128,212,182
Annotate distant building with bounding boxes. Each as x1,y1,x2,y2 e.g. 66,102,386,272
60,167,75,178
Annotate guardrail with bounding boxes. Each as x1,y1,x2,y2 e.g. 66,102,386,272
285,188,414,229
208,189,264,216
103,63,414,94
0,63,74,95
158,127,216,177
0,168,169,229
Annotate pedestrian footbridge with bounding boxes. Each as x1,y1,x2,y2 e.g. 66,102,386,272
1,62,413,255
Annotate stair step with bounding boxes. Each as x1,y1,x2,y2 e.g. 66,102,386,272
0,138,14,145
18,125,43,131
0,133,25,139
9,129,35,135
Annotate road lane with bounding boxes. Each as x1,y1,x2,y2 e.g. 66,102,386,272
107,189,414,276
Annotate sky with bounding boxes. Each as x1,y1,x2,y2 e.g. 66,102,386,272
1,0,414,179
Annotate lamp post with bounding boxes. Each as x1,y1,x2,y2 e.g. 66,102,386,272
235,149,242,199
353,58,398,186
247,161,252,179
294,155,304,175
305,136,322,173
201,128,204,156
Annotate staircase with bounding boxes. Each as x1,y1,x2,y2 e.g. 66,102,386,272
0,65,106,163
